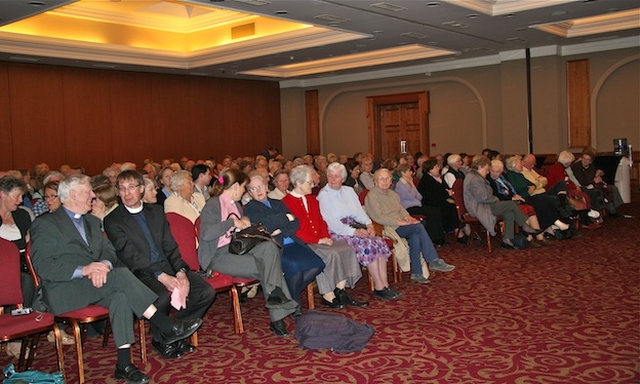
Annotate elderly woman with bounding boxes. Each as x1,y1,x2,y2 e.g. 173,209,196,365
244,172,325,307
443,154,465,188
417,159,465,241
394,163,449,247
544,151,600,228
318,163,401,301
464,156,538,249
164,170,205,224
489,159,562,246
359,157,375,190
155,167,174,207
342,161,365,196
268,169,290,200
142,177,158,204
91,182,119,224
365,169,455,283
42,181,62,214
283,166,368,308
198,169,297,337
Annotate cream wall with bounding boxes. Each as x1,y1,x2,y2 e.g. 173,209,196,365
280,47,639,160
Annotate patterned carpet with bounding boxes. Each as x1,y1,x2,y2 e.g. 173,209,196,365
3,199,639,384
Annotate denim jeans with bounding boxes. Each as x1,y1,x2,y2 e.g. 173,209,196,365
395,223,438,275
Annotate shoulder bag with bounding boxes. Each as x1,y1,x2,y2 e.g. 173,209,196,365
226,213,281,255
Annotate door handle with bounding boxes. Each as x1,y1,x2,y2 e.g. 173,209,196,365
400,140,406,154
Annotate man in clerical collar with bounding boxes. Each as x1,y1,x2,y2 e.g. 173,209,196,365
31,173,202,384
104,170,215,360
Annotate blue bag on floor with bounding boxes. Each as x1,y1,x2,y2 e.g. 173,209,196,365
295,310,375,353
2,364,63,384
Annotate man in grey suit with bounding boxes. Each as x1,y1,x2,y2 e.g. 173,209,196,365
104,170,215,360
31,174,203,384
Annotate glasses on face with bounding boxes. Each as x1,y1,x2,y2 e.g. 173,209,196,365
247,184,266,192
377,176,392,182
44,194,58,200
303,180,315,187
118,184,141,193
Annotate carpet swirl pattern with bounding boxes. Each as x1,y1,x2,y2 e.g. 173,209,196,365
2,202,639,383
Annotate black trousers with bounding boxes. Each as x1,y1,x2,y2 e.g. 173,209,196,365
136,271,216,340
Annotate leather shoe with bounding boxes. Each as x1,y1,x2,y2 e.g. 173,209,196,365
151,340,182,359
267,287,292,306
321,297,345,309
114,364,150,384
291,305,303,318
269,319,290,337
176,339,196,354
334,288,369,308
159,318,203,346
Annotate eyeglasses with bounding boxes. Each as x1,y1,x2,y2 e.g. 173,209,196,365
118,184,141,193
303,180,315,187
44,194,58,200
247,184,266,192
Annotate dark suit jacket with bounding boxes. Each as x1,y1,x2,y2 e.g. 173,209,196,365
243,198,310,251
103,203,188,279
30,207,118,315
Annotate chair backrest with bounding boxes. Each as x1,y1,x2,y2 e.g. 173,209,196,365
194,216,202,239
166,212,200,271
451,179,469,220
0,238,24,307
358,189,369,206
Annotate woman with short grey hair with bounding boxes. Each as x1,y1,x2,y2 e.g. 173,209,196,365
164,170,205,224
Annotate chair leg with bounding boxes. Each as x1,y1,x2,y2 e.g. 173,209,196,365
52,324,66,381
485,228,492,253
24,333,41,370
390,250,401,283
190,332,198,348
230,286,244,334
367,268,375,291
69,320,86,384
305,283,315,310
138,319,147,363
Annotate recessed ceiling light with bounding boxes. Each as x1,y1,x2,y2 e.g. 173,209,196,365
515,27,526,32
503,13,515,18
606,8,619,13
28,1,45,6
275,10,288,15
426,2,440,7
466,14,479,19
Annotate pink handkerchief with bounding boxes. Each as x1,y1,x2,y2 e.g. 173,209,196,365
171,287,187,310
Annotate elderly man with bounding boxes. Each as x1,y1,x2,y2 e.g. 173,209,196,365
105,170,215,360
31,174,202,384
571,148,623,215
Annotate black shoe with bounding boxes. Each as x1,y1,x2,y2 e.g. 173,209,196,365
267,287,291,305
501,242,517,250
373,287,401,301
321,297,345,309
290,305,303,318
159,318,203,346
269,319,290,337
456,235,469,244
151,340,183,359
334,288,369,308
176,339,196,354
114,364,150,384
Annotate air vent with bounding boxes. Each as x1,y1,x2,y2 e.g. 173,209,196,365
371,2,407,12
314,14,350,23
442,21,469,29
401,32,428,39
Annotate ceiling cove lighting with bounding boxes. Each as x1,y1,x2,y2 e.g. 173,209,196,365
532,8,640,38
239,44,456,78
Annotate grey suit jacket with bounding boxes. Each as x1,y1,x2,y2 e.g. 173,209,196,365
197,196,237,270
30,208,118,314
463,169,498,235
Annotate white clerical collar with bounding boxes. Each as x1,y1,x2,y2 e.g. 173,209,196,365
125,203,144,214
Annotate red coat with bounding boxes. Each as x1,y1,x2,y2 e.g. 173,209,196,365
281,194,330,244
545,162,578,191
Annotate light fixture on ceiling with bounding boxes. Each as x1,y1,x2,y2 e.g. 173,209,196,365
532,8,639,38
371,3,407,12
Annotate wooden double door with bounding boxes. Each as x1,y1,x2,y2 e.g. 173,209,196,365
367,92,430,160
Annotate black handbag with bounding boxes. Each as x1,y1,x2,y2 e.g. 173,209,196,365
226,213,281,255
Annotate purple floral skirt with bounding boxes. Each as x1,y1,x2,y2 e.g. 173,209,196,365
329,217,391,267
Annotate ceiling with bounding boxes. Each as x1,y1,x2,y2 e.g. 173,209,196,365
0,0,638,86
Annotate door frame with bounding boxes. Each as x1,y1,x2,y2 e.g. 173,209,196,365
366,91,430,160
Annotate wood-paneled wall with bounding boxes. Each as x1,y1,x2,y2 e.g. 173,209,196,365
0,63,282,175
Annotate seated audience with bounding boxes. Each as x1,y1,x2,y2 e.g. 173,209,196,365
156,167,174,207
104,170,215,360
244,172,325,308
164,170,205,224
198,169,298,337
42,181,62,214
318,163,402,301
395,163,450,246
571,148,623,216
32,171,64,217
343,161,365,196
142,177,158,204
359,157,375,190
283,166,368,309
417,160,464,243
489,159,561,245
91,182,119,225
191,164,212,201
443,154,465,188
268,169,291,200
365,168,455,283
31,174,202,383
464,156,538,249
